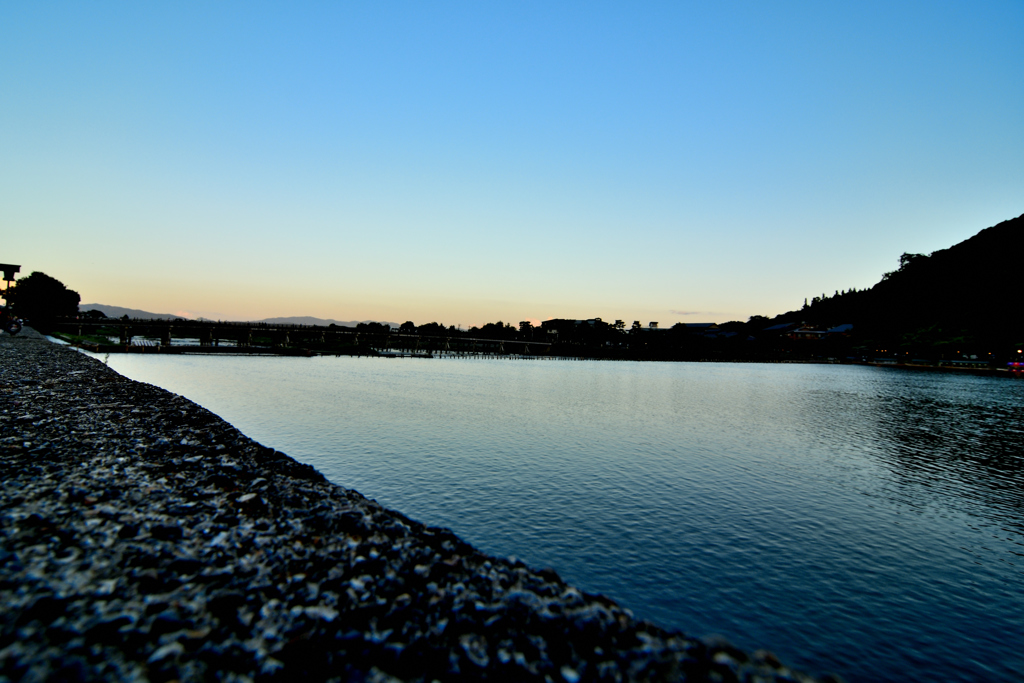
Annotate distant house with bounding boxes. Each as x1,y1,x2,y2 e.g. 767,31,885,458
541,318,573,335
678,322,718,333
788,326,828,341
762,322,799,334
541,318,608,339
827,324,854,335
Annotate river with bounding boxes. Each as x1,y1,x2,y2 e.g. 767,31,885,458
89,353,1024,682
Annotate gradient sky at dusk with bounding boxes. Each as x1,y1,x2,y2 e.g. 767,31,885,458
3,2,1022,326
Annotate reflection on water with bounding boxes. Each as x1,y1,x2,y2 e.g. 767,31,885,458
872,390,1024,536
96,354,1024,682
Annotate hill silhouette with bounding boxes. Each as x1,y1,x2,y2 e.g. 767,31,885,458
79,305,398,328
79,304,181,320
766,212,1023,356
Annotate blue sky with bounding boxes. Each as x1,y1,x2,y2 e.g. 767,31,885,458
2,2,1021,326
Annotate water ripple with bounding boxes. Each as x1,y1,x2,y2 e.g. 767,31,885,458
98,355,1024,683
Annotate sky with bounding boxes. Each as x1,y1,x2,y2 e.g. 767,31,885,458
2,2,1022,327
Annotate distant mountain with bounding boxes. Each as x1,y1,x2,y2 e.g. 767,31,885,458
767,212,1024,352
80,304,181,320
79,304,398,328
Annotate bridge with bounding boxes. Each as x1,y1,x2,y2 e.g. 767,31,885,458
52,319,562,359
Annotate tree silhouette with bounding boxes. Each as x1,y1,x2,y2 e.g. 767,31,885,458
8,272,80,324
417,322,445,335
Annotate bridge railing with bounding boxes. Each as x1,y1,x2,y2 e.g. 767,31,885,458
51,319,554,355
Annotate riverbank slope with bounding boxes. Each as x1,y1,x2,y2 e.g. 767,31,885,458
0,332,825,682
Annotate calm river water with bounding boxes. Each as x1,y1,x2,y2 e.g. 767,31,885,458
92,353,1024,682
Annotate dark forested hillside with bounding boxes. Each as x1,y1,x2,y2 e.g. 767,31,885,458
768,212,1023,356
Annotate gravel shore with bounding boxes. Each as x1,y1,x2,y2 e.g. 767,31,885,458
1,331,829,682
